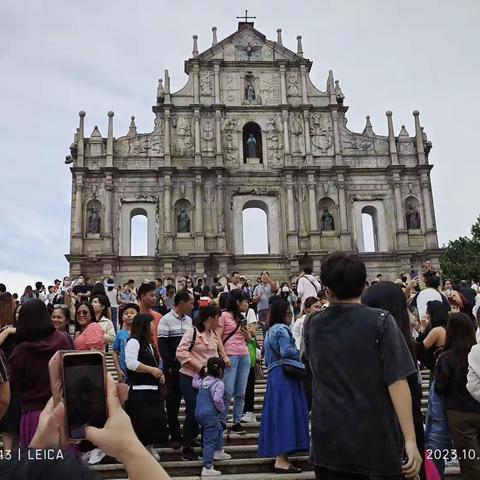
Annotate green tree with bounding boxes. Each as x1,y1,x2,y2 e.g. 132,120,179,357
441,216,480,282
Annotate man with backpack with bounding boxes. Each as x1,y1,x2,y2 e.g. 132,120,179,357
297,266,321,311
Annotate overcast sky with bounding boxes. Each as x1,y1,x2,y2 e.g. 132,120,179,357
0,0,478,293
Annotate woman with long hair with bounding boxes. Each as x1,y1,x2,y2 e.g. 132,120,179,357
435,313,480,479
0,292,20,450
9,299,72,447
216,290,251,435
73,302,104,351
51,305,75,349
291,296,322,350
20,286,35,305
125,313,168,460
90,294,115,347
258,299,309,473
362,281,426,480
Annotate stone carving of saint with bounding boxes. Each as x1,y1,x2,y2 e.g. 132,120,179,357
290,113,304,153
200,72,213,96
88,206,101,234
321,207,335,231
202,119,214,152
245,82,256,103
287,73,299,96
177,208,191,233
246,134,257,158
157,79,165,105
406,202,421,230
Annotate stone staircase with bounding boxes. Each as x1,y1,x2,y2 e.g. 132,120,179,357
90,353,463,479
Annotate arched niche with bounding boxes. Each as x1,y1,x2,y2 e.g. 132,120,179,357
318,197,337,233
242,201,269,254
405,195,422,231
242,122,263,163
85,198,102,237
174,199,193,235
232,196,280,255
119,202,156,256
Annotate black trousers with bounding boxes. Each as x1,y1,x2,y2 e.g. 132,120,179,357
303,361,313,411
179,373,200,448
314,466,404,480
243,367,255,413
164,368,182,441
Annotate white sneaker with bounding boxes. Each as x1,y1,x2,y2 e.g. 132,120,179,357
213,450,232,460
240,412,257,423
87,448,106,465
147,445,160,461
201,466,222,476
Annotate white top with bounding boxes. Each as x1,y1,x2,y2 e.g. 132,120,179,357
291,314,306,350
416,288,442,319
297,275,321,309
246,308,257,325
467,343,480,403
106,288,118,308
125,338,158,390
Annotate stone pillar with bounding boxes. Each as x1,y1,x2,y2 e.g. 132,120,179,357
193,64,200,104
102,175,114,254
164,110,171,166
303,109,312,165
214,64,221,104
106,111,114,168
215,110,223,167
194,174,205,251
386,111,399,165
300,65,308,104
194,109,201,166
164,175,173,251
331,110,343,167
282,110,291,166
216,174,226,252
77,111,85,168
308,174,320,250
421,173,438,249
72,172,84,254
279,64,287,104
337,174,351,250
413,110,426,165
392,174,408,249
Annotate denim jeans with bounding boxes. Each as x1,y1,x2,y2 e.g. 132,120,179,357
221,354,250,424
178,373,200,448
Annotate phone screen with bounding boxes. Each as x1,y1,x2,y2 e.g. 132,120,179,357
63,353,107,440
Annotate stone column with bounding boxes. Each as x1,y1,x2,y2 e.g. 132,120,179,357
308,174,320,250
286,175,296,233
413,110,426,165
216,174,226,252
72,173,84,254
215,110,223,167
214,64,221,104
279,64,287,104
392,174,408,249
421,173,438,249
77,111,85,168
300,65,308,104
386,111,399,165
193,64,200,104
102,175,114,254
282,110,291,166
331,110,343,167
106,111,114,168
337,174,351,250
164,175,173,251
164,110,171,167
194,174,205,251
303,110,312,165
194,109,201,166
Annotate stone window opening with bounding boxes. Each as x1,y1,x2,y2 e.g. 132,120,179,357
242,122,263,163
130,209,148,256
361,206,379,252
242,203,269,254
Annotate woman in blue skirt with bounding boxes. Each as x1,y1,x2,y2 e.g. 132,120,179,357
258,299,309,473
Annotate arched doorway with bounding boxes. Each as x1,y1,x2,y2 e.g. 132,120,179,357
242,206,268,254
130,209,148,256
361,206,378,252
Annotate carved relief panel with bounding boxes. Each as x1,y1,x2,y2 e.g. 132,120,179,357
171,117,194,156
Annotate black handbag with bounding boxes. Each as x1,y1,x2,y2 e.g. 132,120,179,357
282,363,306,380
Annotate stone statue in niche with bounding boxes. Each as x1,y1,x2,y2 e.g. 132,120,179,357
290,113,304,153
287,73,300,96
200,72,213,96
246,134,257,158
177,208,191,233
406,202,421,230
87,205,101,234
245,81,256,103
321,207,335,231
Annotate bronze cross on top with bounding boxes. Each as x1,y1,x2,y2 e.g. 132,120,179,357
236,9,256,22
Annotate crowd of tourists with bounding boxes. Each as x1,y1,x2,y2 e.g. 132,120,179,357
1,254,480,479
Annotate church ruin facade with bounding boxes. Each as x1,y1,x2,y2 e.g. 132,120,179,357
66,20,440,283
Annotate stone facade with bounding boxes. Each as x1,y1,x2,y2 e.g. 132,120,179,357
65,22,441,283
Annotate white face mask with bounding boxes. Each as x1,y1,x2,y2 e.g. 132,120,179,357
281,287,289,293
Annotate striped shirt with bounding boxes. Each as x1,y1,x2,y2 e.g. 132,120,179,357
158,309,192,338
0,350,9,383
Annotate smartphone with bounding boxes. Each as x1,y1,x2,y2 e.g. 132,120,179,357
62,351,108,441
241,317,248,328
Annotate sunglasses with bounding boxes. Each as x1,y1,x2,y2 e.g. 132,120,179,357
77,310,90,316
